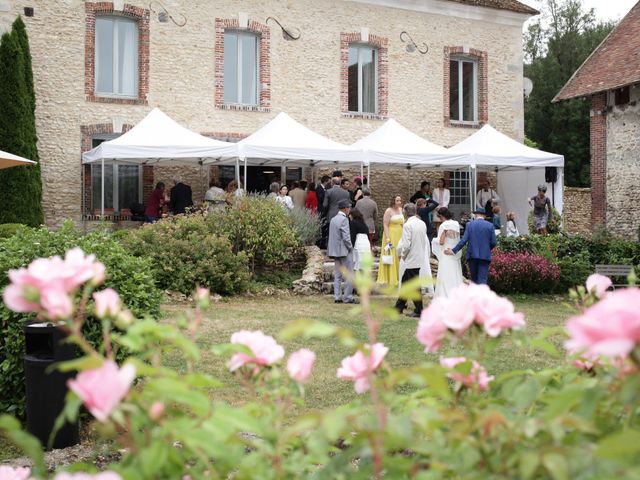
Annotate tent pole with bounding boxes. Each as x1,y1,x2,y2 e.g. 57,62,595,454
367,164,370,189
101,158,105,217
470,165,476,214
243,158,247,192
235,157,240,187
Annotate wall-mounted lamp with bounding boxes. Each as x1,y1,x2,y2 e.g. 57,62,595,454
149,1,187,27
400,31,428,55
266,17,301,41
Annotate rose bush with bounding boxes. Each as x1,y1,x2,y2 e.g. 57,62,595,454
1,250,640,479
488,250,560,293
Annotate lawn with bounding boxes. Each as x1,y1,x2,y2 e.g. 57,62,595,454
163,293,573,411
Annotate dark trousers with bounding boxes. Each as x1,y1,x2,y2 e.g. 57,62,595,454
318,216,329,250
468,259,491,285
395,267,423,314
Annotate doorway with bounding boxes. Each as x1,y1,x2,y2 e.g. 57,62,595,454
218,166,303,194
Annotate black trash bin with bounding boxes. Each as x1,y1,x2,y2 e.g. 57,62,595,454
24,323,80,449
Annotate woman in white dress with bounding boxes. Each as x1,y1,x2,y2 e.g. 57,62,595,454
275,185,294,211
431,178,450,234
431,207,463,298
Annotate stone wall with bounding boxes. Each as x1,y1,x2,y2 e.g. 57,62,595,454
0,0,528,226
606,100,640,239
563,187,592,236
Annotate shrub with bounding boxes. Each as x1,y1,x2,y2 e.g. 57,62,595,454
488,250,560,294
124,214,251,295
0,223,27,239
0,222,162,417
208,196,299,271
527,206,561,234
556,251,593,292
288,208,321,246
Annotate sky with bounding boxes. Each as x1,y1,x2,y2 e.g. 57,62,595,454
520,0,638,21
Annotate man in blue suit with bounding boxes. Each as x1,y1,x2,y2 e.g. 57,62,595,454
445,209,496,285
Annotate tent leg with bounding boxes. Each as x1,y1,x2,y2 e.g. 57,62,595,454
243,158,247,192
235,158,240,187
470,165,476,214
101,158,105,217
367,164,370,189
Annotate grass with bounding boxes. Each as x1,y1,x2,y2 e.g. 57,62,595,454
162,294,573,411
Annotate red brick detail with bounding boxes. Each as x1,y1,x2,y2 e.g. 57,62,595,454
80,123,152,215
340,32,389,120
85,3,149,105
443,46,488,128
214,18,271,112
590,93,607,228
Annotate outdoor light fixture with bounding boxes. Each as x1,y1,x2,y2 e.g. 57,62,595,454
266,17,301,41
400,31,428,55
149,1,187,27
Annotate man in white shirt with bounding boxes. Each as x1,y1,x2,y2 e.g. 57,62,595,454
476,180,500,211
394,203,427,318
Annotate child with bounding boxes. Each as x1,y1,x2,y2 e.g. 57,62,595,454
492,205,502,234
505,211,519,237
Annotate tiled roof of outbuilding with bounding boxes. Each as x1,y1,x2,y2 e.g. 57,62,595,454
555,2,640,101
446,0,539,15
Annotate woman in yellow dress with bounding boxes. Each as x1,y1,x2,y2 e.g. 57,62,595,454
376,194,404,287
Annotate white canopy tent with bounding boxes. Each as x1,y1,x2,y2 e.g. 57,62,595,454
352,118,468,167
203,112,362,189
82,108,238,215
447,125,565,234
350,118,471,198
0,149,36,169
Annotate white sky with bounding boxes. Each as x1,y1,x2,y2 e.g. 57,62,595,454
520,0,637,21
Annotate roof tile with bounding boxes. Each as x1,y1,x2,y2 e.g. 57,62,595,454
446,0,539,15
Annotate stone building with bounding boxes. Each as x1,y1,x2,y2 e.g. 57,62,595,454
555,1,640,239
0,0,537,226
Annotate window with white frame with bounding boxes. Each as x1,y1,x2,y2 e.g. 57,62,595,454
90,136,142,212
348,44,378,114
449,171,470,206
95,16,139,98
449,57,477,123
224,30,259,105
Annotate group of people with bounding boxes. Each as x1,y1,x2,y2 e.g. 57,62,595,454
143,176,195,222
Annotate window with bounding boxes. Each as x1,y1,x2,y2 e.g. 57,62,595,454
348,44,377,114
224,30,259,105
90,137,141,212
95,16,139,97
449,57,477,123
449,171,470,206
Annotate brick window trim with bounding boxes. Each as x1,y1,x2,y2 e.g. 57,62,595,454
85,2,150,105
81,123,153,216
340,32,389,119
443,46,488,128
214,18,271,113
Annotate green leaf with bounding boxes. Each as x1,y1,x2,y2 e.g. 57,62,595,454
542,452,569,480
396,276,424,301
512,378,541,410
595,430,640,459
210,343,252,356
279,319,337,341
52,355,103,373
530,338,561,357
139,441,169,477
0,414,46,476
520,452,540,479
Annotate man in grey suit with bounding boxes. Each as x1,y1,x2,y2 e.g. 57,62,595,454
327,199,356,304
323,178,351,221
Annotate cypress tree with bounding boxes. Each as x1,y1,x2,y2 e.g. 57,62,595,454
0,17,43,226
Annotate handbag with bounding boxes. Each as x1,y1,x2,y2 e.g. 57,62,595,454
381,254,393,265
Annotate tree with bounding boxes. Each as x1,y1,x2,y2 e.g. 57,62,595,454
0,17,43,226
524,0,615,187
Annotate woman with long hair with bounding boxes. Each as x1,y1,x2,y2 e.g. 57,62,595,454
305,181,318,213
376,194,404,287
431,207,463,298
350,208,371,271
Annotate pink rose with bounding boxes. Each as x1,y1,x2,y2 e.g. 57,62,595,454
440,356,494,391
565,288,640,359
53,472,122,480
149,401,165,420
287,348,316,384
477,296,525,337
2,249,106,321
67,360,136,422
586,273,612,298
228,331,285,371
416,304,448,353
337,343,388,394
91,262,106,286
39,287,74,320
0,466,31,480
93,289,121,319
